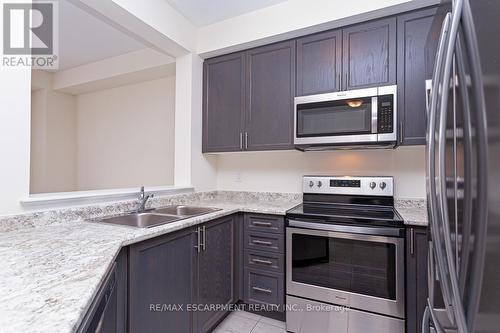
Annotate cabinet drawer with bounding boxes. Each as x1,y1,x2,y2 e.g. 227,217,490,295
244,214,284,234
244,268,284,307
244,231,284,253
244,249,284,273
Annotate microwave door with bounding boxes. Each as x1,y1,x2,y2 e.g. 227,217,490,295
294,96,378,145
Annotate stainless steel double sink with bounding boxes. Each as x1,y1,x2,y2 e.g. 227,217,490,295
98,205,221,228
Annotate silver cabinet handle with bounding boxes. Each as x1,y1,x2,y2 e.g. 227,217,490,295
251,258,273,265
410,228,414,255
252,239,272,246
399,121,404,144
252,287,272,294
201,225,206,251
252,221,272,227
194,227,201,253
245,132,248,150
240,132,243,150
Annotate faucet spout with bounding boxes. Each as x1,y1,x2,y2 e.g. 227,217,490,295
137,186,154,212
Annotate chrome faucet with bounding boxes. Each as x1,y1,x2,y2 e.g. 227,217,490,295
137,186,154,212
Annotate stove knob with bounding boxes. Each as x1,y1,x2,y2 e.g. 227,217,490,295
369,182,376,189
317,181,323,188
379,182,387,190
309,181,314,188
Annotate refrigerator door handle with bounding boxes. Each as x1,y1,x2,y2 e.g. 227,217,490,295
427,11,457,325
460,1,490,330
425,302,448,333
454,34,473,296
435,1,469,330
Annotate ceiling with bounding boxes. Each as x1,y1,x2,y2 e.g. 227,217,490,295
56,1,147,70
165,0,289,27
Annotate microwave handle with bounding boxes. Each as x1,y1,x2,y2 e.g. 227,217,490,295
287,219,402,237
371,96,378,134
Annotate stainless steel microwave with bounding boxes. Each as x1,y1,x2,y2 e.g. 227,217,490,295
294,85,397,150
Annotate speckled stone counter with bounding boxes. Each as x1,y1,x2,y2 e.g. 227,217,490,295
0,191,301,333
395,199,428,227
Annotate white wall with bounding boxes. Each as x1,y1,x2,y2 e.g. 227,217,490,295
30,85,77,193
196,0,437,56
76,76,176,190
216,147,426,199
0,67,32,215
174,53,217,191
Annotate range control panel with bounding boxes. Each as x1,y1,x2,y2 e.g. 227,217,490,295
303,176,394,196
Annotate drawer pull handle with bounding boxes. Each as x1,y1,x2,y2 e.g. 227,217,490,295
252,240,272,246
251,258,273,265
253,221,272,227
252,287,272,294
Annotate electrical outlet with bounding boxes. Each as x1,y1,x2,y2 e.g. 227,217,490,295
235,172,242,183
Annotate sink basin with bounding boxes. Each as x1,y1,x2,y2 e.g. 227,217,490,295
97,205,221,228
152,205,221,217
99,212,182,228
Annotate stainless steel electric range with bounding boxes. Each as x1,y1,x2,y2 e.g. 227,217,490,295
285,176,405,333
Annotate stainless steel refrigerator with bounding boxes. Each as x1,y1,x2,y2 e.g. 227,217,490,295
425,0,500,332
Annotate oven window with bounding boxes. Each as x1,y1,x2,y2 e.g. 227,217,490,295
296,97,372,137
291,234,397,300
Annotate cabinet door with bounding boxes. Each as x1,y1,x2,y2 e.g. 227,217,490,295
129,228,196,333
397,7,446,145
203,52,245,152
195,216,237,333
245,40,295,151
406,227,429,333
342,17,396,90
296,29,342,96
115,248,127,333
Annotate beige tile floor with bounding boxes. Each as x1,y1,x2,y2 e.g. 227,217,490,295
213,311,286,333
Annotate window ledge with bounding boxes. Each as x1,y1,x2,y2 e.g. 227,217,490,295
20,186,195,210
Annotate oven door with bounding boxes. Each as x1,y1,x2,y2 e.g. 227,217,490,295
286,224,405,319
294,88,379,145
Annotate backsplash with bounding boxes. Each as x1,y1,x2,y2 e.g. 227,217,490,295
216,147,426,199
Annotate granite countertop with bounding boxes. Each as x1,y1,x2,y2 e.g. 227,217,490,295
0,195,300,333
0,192,427,333
395,199,429,227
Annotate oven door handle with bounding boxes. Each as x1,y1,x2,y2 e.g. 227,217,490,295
287,219,402,237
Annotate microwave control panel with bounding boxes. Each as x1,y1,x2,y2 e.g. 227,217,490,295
377,95,394,134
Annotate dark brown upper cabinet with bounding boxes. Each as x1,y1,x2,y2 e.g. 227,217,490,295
202,7,444,152
202,41,295,153
245,40,296,151
296,29,342,96
202,52,245,153
397,7,446,145
343,17,396,90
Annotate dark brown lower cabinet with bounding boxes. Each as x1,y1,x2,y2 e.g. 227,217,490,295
406,226,429,333
128,215,237,333
77,248,128,333
243,214,285,318
194,215,237,333
129,226,197,333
